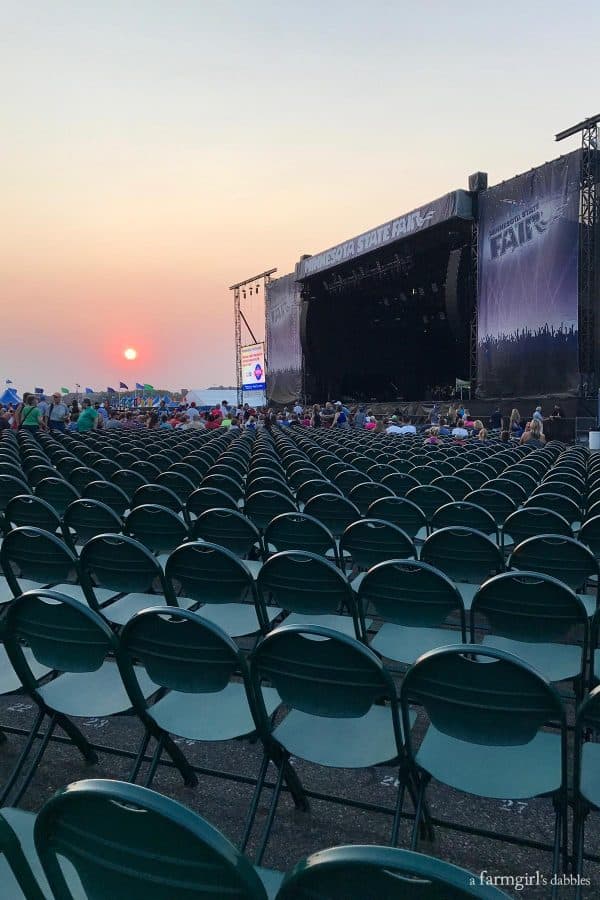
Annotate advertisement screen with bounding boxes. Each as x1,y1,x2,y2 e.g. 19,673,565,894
241,343,266,391
266,273,303,403
477,152,580,396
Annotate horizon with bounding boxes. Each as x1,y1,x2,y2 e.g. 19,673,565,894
2,0,597,389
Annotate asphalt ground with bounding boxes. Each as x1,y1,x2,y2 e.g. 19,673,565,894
1,669,599,899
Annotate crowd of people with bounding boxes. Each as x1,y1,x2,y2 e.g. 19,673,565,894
0,393,567,450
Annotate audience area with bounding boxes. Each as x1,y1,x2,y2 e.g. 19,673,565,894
1,423,600,897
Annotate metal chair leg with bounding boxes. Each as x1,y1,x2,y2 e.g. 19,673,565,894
240,752,270,852
254,758,286,866
0,708,45,807
10,715,58,808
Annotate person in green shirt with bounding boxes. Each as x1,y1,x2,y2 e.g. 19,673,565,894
77,398,98,432
20,395,44,431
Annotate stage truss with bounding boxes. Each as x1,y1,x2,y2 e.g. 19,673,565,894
229,268,277,404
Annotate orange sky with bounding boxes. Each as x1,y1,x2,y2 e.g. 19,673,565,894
1,0,596,393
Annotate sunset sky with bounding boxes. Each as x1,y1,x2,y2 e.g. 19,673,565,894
2,0,598,393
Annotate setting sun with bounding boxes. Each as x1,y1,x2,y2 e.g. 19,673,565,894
124,348,137,361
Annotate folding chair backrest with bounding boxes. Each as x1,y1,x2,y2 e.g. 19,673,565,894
421,527,503,584
125,504,189,555
0,526,77,592
358,560,463,627
340,519,415,570
257,550,355,619
63,499,123,544
80,534,169,596
192,507,260,558
165,541,256,606
34,779,268,900
509,533,598,591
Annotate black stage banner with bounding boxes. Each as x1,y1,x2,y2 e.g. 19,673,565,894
296,190,472,280
477,152,580,397
266,273,303,404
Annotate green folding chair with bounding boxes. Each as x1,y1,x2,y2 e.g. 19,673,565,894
264,512,338,565
125,503,189,568
117,607,280,791
0,590,159,807
191,507,263,578
358,559,465,667
400,645,568,881
83,480,130,518
509,534,599,618
471,571,588,698
28,779,279,898
277,844,511,899
248,625,416,863
339,518,415,589
257,550,361,639
165,541,276,639
421,526,504,610
573,686,600,894
34,478,80,517
79,533,185,626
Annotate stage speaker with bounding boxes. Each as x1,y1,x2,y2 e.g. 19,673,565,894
468,171,488,193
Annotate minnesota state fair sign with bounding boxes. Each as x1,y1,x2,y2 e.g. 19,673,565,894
241,343,266,391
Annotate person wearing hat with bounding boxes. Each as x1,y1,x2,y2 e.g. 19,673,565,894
332,402,349,427
385,415,404,435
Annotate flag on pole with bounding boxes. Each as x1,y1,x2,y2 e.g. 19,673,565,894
143,383,154,391
107,387,116,394
135,382,144,390
5,379,12,385
34,387,44,394
85,387,94,394
61,388,69,394
119,382,128,390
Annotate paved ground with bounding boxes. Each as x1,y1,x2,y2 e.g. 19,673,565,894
1,681,599,899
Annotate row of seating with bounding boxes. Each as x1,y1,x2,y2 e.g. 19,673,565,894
1,777,512,899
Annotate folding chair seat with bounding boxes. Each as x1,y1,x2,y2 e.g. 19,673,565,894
277,844,511,899
117,608,280,791
165,541,276,638
0,778,281,899
339,519,415,589
79,533,187,626
400,645,568,877
420,526,504,609
471,572,588,693
0,590,159,808
191,508,263,577
359,559,465,666
247,625,415,863
245,490,296,532
125,504,189,568
83,480,130,518
257,550,361,638
509,534,599,618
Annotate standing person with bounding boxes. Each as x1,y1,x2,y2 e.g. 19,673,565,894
77,398,98,432
187,402,200,422
293,399,303,417
332,402,348,427
532,405,544,423
46,392,70,432
311,404,321,427
490,407,502,430
70,399,80,417
509,408,523,438
37,395,49,419
95,402,109,425
20,395,44,432
13,393,31,429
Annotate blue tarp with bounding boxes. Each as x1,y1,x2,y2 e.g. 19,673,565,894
0,388,21,405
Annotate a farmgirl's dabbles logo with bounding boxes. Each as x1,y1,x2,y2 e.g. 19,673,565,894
488,196,569,261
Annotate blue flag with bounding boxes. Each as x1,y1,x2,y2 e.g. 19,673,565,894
119,382,128,389
85,387,94,394
34,387,44,394
5,379,12,385
135,382,144,390
107,387,116,393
